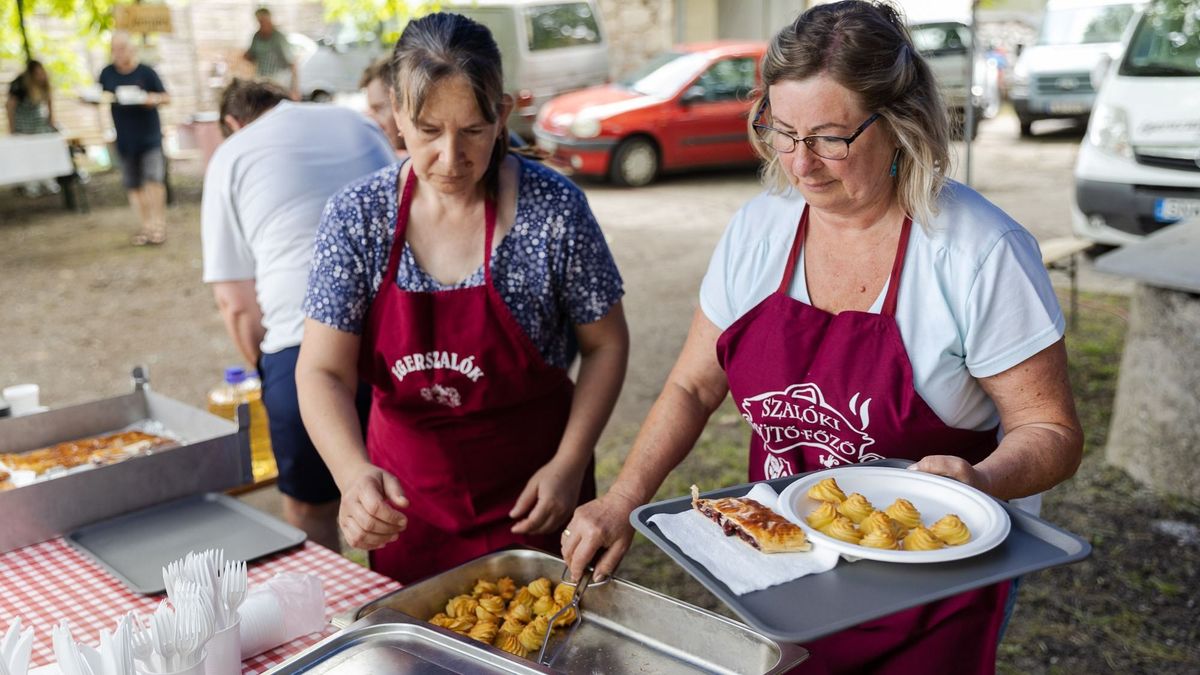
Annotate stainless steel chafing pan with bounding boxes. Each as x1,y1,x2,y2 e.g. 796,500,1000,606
330,547,808,674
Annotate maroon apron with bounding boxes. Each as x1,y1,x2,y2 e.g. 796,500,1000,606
716,206,1009,674
358,167,595,584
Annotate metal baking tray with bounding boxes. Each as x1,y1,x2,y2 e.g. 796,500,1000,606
0,367,251,552
343,547,808,674
268,608,554,674
631,459,1092,643
65,492,305,594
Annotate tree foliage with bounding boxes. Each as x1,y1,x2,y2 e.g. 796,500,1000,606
2,0,130,87
319,0,442,44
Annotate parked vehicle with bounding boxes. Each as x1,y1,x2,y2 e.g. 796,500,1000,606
288,24,385,102
908,18,1002,137
1009,0,1141,137
1072,0,1200,245
534,41,765,187
447,0,610,138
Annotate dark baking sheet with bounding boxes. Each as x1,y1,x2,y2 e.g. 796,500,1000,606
630,460,1091,643
66,492,306,594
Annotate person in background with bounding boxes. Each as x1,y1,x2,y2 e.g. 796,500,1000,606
6,60,60,197
359,56,406,156
563,2,1082,673
244,7,299,100
296,12,628,584
7,60,56,135
98,31,170,246
201,79,394,550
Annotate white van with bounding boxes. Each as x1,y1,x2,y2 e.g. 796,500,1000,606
446,0,610,138
1009,0,1141,137
1072,0,1200,245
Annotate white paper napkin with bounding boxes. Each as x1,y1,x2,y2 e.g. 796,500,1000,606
648,484,840,595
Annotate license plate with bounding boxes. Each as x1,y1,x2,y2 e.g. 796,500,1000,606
1154,198,1200,223
1048,101,1085,114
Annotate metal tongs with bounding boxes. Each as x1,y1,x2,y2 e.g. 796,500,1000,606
536,561,609,666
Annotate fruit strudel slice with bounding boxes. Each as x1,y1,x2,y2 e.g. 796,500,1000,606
690,485,811,553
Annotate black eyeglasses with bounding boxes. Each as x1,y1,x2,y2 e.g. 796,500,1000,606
753,100,880,160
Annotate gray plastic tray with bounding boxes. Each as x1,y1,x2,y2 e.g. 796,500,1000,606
630,460,1091,643
66,492,306,594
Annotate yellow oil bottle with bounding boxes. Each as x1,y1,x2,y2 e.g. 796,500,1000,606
207,366,277,482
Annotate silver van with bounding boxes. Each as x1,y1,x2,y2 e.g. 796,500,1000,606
447,0,611,138
1009,0,1141,137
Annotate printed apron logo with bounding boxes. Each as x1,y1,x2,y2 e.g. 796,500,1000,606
390,351,485,383
741,383,884,478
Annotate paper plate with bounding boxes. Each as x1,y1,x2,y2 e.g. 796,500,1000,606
777,466,1011,563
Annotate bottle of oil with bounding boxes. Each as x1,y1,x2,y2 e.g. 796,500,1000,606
207,366,277,482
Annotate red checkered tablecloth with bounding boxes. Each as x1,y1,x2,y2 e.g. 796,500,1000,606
0,538,400,674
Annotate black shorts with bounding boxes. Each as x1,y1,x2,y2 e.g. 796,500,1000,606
259,346,372,504
118,145,165,189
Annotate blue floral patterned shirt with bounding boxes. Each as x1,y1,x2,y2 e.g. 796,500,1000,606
304,157,624,369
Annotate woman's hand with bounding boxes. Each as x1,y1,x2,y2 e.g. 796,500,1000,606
908,455,994,495
560,490,641,583
509,456,586,536
338,463,410,551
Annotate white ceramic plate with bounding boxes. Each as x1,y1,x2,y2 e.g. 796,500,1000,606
777,466,1011,563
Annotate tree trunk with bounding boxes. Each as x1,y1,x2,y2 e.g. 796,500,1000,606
16,0,33,63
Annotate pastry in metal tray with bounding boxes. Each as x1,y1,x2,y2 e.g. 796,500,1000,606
0,430,172,475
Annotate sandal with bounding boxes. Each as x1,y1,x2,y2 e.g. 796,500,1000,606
131,229,167,246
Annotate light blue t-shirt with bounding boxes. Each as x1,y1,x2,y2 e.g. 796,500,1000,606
201,101,395,354
700,180,1065,432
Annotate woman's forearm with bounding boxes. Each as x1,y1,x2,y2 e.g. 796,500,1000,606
608,380,722,507
553,336,628,473
975,422,1083,500
296,365,372,491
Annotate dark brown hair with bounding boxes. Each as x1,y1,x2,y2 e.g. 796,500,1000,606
358,55,394,90
218,78,287,137
750,0,950,224
391,12,509,198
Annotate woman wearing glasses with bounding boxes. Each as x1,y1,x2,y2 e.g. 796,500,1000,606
563,1,1081,672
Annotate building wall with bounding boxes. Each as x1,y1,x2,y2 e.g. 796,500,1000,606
596,0,675,78
2,0,326,149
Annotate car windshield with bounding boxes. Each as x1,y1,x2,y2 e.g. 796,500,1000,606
524,2,602,51
1120,0,1200,76
910,22,972,55
618,51,710,97
1037,3,1137,45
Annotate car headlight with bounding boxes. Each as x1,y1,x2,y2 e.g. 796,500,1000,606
1088,103,1132,159
570,116,601,139
1009,66,1029,98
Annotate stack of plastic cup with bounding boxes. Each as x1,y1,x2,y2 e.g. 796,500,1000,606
237,591,286,659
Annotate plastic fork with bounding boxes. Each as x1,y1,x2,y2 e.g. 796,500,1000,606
220,560,248,630
150,603,176,671
128,613,153,665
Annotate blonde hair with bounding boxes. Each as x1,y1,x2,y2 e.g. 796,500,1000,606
749,0,950,225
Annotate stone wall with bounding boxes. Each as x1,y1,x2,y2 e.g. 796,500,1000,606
6,0,687,148
597,0,675,79
2,0,327,148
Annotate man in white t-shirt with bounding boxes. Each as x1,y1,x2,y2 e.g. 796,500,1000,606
201,79,394,550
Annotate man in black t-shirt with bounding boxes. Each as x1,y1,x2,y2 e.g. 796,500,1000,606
98,31,171,245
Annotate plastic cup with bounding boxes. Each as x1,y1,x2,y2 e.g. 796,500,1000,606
204,618,242,675
2,384,39,416
238,592,286,659
137,649,206,675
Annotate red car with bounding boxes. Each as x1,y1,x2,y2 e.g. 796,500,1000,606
533,41,766,187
